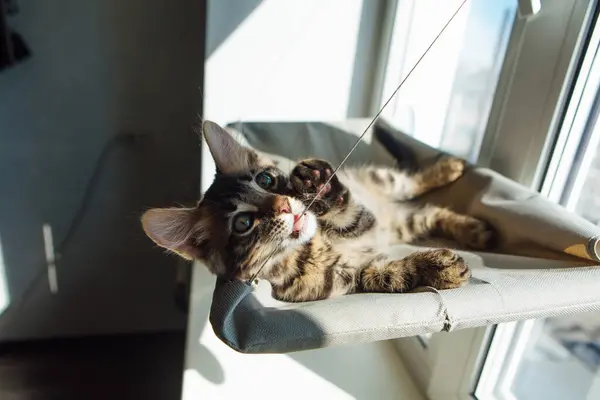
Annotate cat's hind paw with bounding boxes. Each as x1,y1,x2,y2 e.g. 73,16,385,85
456,217,497,251
436,156,467,184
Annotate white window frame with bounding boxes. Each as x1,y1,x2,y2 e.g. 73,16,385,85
542,2,600,207
374,0,598,398
472,5,600,399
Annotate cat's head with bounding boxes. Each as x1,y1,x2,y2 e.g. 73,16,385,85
141,121,318,280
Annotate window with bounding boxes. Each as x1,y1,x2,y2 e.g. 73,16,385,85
379,0,517,162
379,0,599,398
379,0,520,350
477,318,600,400
475,9,600,398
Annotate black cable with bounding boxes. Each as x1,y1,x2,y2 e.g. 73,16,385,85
10,134,142,310
55,136,120,260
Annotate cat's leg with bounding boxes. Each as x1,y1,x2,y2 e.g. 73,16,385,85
357,156,466,201
396,204,495,250
360,249,470,293
272,260,358,302
409,156,467,197
291,159,376,237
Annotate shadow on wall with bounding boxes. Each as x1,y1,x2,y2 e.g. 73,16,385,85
205,0,263,57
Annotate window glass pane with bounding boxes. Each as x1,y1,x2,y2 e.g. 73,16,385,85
498,105,600,400
510,314,600,400
381,0,517,162
572,145,600,223
478,7,600,397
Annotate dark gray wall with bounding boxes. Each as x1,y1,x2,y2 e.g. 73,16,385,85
0,0,205,340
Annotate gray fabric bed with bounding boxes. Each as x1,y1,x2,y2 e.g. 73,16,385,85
204,119,600,354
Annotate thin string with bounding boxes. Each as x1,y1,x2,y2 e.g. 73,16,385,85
248,0,468,283
300,0,467,217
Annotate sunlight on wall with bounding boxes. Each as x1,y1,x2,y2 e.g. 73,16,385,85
202,0,365,196
0,233,10,315
204,0,363,125
381,0,471,147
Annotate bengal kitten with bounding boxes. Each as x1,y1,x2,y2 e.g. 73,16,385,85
141,121,495,302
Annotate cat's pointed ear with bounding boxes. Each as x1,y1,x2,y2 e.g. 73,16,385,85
202,120,259,174
141,207,203,260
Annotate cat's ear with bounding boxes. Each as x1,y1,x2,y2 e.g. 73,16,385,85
141,207,204,260
202,120,260,174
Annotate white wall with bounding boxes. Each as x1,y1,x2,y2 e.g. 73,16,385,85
204,0,365,125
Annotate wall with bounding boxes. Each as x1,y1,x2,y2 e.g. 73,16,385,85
204,0,377,125
201,0,383,186
0,0,204,340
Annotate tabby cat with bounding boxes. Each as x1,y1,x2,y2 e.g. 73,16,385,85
141,121,495,302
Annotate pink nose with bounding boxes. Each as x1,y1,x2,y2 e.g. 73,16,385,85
273,196,291,214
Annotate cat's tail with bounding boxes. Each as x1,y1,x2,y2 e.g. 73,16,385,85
372,119,466,201
373,119,420,173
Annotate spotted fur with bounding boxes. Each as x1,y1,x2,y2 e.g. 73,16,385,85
141,121,496,302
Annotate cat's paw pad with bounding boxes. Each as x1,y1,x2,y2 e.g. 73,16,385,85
458,218,497,250
437,157,467,183
291,159,343,200
419,249,471,289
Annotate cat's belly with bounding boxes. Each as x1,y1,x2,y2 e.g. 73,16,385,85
339,171,413,248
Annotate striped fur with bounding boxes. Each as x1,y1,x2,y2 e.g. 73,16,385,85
141,121,495,302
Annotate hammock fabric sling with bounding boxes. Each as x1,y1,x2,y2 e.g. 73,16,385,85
198,119,600,354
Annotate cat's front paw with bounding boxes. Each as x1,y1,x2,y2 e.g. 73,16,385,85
291,159,347,212
415,249,471,290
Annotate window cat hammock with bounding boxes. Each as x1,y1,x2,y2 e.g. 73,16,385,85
205,119,600,354
201,1,600,354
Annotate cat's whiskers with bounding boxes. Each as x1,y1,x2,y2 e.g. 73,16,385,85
247,218,298,281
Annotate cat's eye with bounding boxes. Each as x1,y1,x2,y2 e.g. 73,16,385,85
232,213,255,233
256,171,275,189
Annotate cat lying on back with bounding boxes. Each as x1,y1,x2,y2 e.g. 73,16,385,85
141,121,495,302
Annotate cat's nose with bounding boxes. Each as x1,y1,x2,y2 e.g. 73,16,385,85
273,196,291,215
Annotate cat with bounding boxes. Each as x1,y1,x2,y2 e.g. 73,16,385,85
141,121,495,302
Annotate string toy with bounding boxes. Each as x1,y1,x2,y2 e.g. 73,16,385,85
247,0,468,284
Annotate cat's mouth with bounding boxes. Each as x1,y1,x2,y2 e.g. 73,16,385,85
290,214,306,239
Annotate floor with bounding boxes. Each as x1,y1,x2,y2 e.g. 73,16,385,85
0,332,186,400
